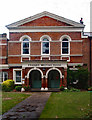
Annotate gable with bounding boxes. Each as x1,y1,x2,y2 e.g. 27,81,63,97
6,11,85,28
20,16,72,26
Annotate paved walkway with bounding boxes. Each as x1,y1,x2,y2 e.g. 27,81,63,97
2,92,51,120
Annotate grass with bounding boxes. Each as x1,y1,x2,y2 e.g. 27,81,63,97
2,92,31,114
40,91,91,119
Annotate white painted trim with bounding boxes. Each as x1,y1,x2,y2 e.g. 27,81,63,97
9,28,83,32
40,35,52,41
46,67,62,78
27,68,43,78
0,43,7,45
70,40,83,42
8,64,22,66
13,69,22,84
0,64,9,69
19,35,32,41
61,56,70,62
0,38,7,40
59,35,72,41
0,56,7,59
8,41,21,43
68,63,83,66
70,54,83,56
8,39,83,43
81,32,88,38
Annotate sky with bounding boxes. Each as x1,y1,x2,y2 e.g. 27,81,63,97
0,0,91,38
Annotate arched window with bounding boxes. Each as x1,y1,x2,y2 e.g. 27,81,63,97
60,35,71,55
62,38,69,54
22,38,29,54
20,35,31,55
42,38,49,55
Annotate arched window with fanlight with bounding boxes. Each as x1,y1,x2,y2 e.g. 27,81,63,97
40,35,51,55
60,35,71,55
20,35,31,55
42,38,49,55
62,38,69,54
22,38,29,54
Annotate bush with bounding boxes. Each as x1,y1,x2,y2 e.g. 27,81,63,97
24,85,31,92
15,86,22,91
60,85,64,91
67,67,89,89
2,79,14,92
88,87,92,91
63,89,70,92
69,88,80,92
63,87,80,92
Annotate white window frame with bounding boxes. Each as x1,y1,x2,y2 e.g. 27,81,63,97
0,72,8,83
13,69,22,84
40,35,51,56
19,35,31,56
60,35,71,55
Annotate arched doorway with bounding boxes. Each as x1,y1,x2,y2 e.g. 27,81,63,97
48,70,60,88
29,70,41,88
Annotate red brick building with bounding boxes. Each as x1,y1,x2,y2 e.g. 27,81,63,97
0,11,92,90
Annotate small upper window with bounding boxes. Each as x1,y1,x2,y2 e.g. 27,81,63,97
22,38,29,54
62,38,69,54
42,38,49,54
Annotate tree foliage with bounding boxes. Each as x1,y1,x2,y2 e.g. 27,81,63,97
67,67,89,89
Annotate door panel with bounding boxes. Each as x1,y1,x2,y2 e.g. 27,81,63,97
48,70,60,88
29,70,41,88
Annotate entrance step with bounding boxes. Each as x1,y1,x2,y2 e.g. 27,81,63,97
31,88,60,92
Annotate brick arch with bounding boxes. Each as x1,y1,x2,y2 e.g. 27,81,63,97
27,68,43,78
46,67,62,78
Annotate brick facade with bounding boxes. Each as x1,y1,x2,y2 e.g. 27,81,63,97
0,11,92,90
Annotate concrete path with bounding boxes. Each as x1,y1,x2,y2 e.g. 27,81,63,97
2,92,51,120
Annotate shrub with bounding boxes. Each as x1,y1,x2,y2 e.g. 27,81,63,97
88,87,92,91
63,89,70,92
67,67,89,89
24,85,31,92
2,79,14,92
63,87,80,92
69,88,80,92
60,85,64,91
15,86,22,91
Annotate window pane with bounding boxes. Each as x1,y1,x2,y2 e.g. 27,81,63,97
43,47,49,54
16,77,21,82
43,38,49,41
0,72,3,82
4,72,8,81
23,48,29,54
62,42,68,47
62,38,68,41
16,71,21,82
62,48,68,54
23,38,29,41
43,42,49,47
23,42,29,48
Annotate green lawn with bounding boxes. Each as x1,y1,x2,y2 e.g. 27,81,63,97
40,92,91,119
2,92,31,114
